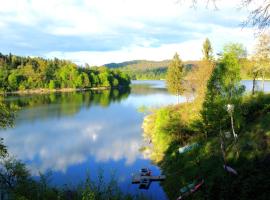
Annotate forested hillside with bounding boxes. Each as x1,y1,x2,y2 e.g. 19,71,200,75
105,60,198,80
0,53,130,93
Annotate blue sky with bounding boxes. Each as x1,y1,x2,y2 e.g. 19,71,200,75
0,0,256,65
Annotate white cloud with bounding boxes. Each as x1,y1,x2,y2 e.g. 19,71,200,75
0,0,257,64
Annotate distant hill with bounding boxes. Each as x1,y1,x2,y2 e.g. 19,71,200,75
104,60,171,69
103,59,200,80
104,59,199,70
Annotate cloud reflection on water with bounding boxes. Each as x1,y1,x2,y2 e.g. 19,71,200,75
1,104,145,175
0,81,182,176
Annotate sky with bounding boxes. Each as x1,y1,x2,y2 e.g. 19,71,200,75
0,0,257,65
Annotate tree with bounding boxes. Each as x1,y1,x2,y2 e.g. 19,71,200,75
243,58,260,94
201,43,246,135
253,33,270,91
8,71,19,91
166,53,185,103
98,72,110,87
81,72,90,88
0,53,131,92
202,38,213,61
48,80,55,90
0,97,15,158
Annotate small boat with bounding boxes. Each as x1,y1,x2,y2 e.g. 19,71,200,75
177,179,204,200
140,168,151,176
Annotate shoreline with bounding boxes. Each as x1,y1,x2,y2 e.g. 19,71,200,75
0,85,129,95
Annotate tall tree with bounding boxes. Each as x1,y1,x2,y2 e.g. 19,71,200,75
254,33,270,91
0,97,15,158
202,38,213,61
166,53,185,103
243,57,260,94
201,43,245,135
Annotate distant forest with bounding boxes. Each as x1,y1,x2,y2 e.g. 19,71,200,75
105,60,197,80
0,53,130,92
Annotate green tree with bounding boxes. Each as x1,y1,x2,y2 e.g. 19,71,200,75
0,53,130,92
253,33,270,91
166,53,185,103
0,98,15,157
98,72,110,87
0,67,9,91
202,38,213,61
201,43,246,135
48,80,55,90
8,71,19,91
112,78,119,87
81,72,90,88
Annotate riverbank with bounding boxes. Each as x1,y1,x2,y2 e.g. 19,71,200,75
142,93,270,199
0,85,129,95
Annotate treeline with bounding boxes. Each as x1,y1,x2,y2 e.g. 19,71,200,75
0,53,130,92
105,59,170,69
105,59,197,80
120,67,167,80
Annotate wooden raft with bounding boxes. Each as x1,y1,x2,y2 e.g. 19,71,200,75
132,175,166,184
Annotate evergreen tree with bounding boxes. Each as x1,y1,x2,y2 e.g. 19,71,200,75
166,53,184,103
202,38,213,61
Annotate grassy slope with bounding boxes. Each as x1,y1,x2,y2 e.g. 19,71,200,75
143,94,270,200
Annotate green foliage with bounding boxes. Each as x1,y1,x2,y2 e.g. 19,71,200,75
0,157,30,189
143,93,270,200
202,38,213,61
141,43,270,200
0,157,148,200
166,53,185,97
106,60,197,80
0,98,15,129
48,80,55,90
201,43,246,135
0,53,131,92
223,43,246,58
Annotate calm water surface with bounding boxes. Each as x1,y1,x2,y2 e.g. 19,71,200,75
1,80,270,199
1,80,180,200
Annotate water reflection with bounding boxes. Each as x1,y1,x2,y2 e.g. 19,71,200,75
0,82,170,199
1,108,141,174
2,80,269,199
4,88,130,124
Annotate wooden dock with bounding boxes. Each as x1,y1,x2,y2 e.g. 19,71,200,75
132,175,166,184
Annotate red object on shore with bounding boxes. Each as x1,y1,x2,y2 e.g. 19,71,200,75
176,179,204,200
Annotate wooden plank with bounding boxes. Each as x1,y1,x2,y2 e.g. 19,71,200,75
132,175,166,184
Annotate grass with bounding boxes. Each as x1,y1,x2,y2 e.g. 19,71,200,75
142,93,270,200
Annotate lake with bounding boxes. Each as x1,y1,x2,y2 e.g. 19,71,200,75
1,80,270,200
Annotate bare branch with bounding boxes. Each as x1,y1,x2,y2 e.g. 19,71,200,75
182,0,270,30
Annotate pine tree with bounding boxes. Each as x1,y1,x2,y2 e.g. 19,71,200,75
202,38,213,61
166,53,184,103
